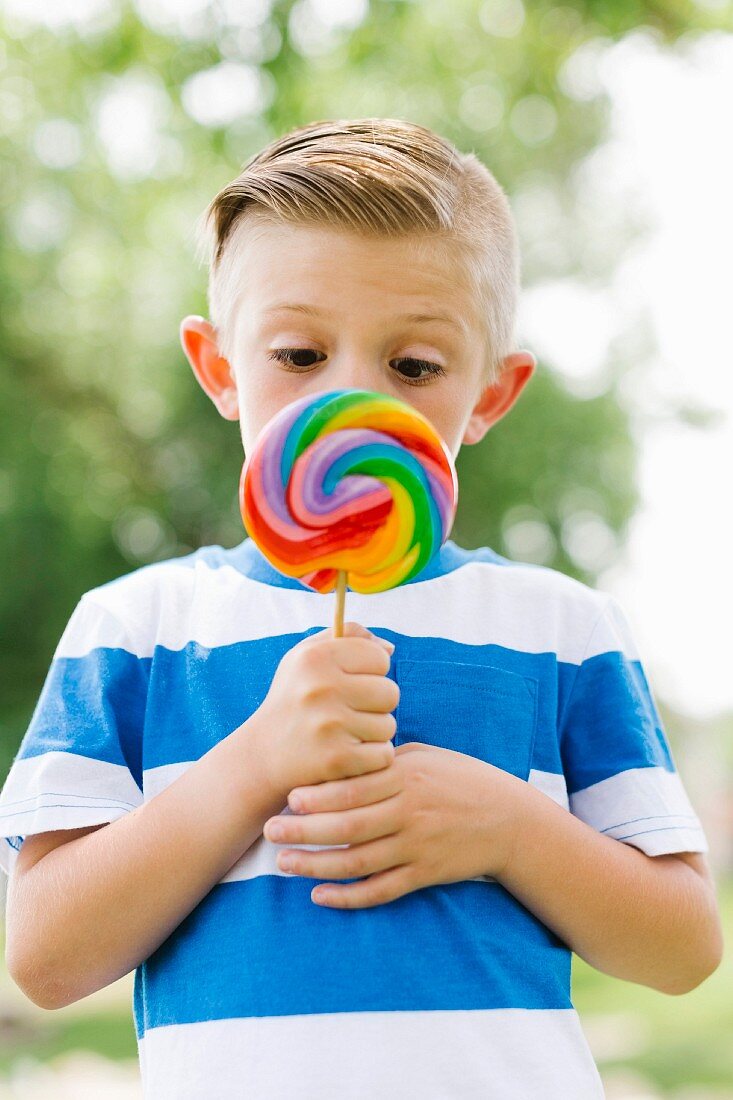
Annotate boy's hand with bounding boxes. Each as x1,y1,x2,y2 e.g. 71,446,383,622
262,743,525,908
253,621,398,798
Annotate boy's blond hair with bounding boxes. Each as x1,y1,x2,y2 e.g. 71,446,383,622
197,117,520,385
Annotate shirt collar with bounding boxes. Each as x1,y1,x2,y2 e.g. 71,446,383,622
228,537,479,590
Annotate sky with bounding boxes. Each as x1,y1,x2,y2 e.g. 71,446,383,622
518,29,733,719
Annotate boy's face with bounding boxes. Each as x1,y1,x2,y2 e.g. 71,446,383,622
180,219,534,460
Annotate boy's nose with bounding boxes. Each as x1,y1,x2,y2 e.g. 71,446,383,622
335,359,387,395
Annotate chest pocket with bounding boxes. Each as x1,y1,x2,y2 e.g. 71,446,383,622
394,658,538,781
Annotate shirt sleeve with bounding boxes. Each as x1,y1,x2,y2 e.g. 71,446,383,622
559,594,709,857
0,592,148,877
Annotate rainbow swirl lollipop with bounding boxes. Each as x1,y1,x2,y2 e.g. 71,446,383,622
239,388,458,597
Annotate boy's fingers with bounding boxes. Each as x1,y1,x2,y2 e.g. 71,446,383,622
323,622,394,652
290,763,403,814
333,638,395,675
342,621,370,634
324,621,370,638
343,674,399,714
339,709,396,744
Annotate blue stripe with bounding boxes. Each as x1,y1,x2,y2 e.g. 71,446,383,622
133,876,572,1037
560,649,673,795
16,649,148,792
143,634,548,772
13,633,676,795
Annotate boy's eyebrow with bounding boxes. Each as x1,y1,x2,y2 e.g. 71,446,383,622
262,303,464,331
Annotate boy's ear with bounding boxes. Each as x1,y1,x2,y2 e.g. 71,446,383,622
462,350,536,446
179,315,239,421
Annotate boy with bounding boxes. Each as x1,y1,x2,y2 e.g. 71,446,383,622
0,118,722,1098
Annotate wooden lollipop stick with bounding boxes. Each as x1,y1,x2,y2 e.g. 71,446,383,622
333,569,347,637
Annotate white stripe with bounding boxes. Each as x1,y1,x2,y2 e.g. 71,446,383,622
0,755,569,883
145,760,366,885
569,766,709,856
3,749,702,885
137,1007,605,1099
0,752,142,875
583,593,642,662
528,767,569,810
59,558,631,663
144,763,571,887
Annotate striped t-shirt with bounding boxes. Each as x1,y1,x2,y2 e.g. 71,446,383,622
0,537,708,1099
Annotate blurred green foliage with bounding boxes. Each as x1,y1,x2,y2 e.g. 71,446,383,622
1,0,731,776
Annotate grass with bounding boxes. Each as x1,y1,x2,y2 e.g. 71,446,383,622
0,1009,137,1075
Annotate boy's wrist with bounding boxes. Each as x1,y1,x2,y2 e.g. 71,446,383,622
230,710,291,807
487,771,541,883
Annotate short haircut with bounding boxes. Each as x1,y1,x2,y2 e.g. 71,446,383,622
197,117,520,384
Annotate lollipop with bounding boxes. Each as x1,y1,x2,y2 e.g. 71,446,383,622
239,388,458,634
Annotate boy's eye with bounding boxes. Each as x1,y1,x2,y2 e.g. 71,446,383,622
269,348,324,369
391,358,446,384
268,348,445,385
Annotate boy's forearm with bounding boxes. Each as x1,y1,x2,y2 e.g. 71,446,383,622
10,712,288,1009
492,780,723,994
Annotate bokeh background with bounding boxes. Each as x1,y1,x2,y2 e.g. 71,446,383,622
1,0,732,1095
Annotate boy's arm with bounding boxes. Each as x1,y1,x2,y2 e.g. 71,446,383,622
494,780,724,995
5,712,288,1010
